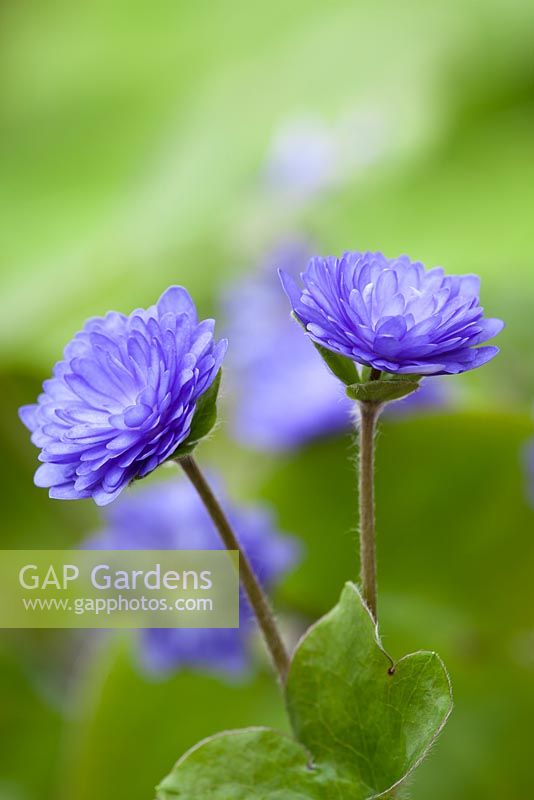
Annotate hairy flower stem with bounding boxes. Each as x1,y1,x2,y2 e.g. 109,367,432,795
179,455,290,684
358,402,381,621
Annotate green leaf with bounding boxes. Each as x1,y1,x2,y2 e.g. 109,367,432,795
156,584,452,799
287,584,452,795
292,313,360,385
346,379,420,404
171,370,222,458
157,728,337,799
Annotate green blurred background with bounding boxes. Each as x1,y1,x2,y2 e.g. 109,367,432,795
1,1,534,798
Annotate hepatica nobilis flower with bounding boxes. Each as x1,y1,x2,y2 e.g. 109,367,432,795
280,251,504,376
86,478,300,676
19,287,227,506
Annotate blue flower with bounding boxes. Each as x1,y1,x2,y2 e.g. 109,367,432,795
280,251,504,376
19,287,227,506
86,477,300,676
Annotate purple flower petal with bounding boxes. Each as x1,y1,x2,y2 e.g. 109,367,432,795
280,251,504,376
278,268,303,309
19,404,39,432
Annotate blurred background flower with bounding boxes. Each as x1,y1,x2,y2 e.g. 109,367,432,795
222,240,353,450
260,109,398,205
2,2,534,799
85,476,300,676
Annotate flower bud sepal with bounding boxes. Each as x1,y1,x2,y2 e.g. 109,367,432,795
346,373,421,405
171,369,222,460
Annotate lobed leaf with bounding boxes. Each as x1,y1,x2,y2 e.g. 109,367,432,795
156,583,452,799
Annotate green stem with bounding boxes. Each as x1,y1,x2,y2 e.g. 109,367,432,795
179,455,290,684
358,402,381,621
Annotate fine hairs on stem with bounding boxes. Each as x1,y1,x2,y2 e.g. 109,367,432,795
357,401,381,621
178,455,290,684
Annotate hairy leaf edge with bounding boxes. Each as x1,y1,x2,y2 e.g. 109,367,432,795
286,582,454,800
